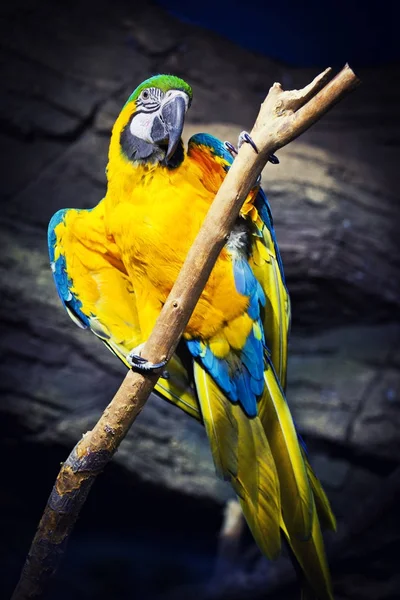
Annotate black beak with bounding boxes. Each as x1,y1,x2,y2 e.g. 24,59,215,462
161,96,186,160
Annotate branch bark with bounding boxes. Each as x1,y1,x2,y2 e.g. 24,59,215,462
11,64,360,600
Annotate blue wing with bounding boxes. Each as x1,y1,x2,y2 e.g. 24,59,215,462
186,133,290,405
48,209,90,329
48,207,201,421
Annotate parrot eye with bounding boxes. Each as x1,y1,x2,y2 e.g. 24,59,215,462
141,90,150,100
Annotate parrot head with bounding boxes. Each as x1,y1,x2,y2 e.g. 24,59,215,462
112,74,192,168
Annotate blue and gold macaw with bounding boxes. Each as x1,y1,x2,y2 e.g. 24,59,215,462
48,75,336,599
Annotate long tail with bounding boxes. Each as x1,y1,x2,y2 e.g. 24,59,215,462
259,359,334,600
260,359,313,541
282,493,333,600
303,451,337,533
193,361,282,560
158,354,335,599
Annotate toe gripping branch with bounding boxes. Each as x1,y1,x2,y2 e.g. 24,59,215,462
127,352,168,374
268,154,279,164
224,133,279,164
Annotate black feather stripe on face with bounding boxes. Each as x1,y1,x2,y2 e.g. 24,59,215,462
133,106,160,115
135,87,163,112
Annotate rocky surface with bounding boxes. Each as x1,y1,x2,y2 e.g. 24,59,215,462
1,1,399,599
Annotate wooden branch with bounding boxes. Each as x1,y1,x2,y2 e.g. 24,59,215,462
11,64,360,600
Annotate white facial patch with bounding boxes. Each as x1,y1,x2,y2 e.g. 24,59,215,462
129,89,189,143
129,112,155,142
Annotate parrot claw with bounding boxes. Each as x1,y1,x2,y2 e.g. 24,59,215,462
127,345,167,373
238,131,258,154
238,131,279,165
224,141,238,157
225,138,262,184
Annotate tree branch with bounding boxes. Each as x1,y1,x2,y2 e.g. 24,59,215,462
11,64,360,600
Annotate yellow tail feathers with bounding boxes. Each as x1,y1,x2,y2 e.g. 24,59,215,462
261,361,334,598
193,361,282,560
303,451,337,533
282,494,334,600
260,363,314,541
193,356,335,599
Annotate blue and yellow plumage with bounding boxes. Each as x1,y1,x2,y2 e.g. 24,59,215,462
48,74,336,598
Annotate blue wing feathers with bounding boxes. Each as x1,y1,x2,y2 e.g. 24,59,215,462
187,249,266,418
214,359,233,398
188,133,234,167
203,346,216,371
243,332,264,380
250,374,264,396
235,369,257,417
189,132,285,284
233,256,257,297
48,209,89,328
248,294,260,320
186,339,202,357
187,133,288,420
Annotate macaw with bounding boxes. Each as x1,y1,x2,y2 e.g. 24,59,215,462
48,74,336,599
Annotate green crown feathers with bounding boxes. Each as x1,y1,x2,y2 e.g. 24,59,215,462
124,74,193,107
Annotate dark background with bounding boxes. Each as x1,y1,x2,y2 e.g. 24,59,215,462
1,1,399,599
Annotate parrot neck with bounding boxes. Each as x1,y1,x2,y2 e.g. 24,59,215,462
105,139,190,206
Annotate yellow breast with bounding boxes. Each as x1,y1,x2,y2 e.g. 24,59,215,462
105,153,249,340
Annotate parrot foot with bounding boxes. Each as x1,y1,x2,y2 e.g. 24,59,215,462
268,154,280,164
224,140,238,157
127,345,167,373
238,131,259,153
224,134,279,164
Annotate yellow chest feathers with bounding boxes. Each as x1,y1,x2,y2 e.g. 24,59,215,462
104,154,249,339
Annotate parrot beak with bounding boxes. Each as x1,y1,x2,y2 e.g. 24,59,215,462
161,95,187,160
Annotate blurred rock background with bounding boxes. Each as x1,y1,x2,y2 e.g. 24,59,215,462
1,1,399,599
